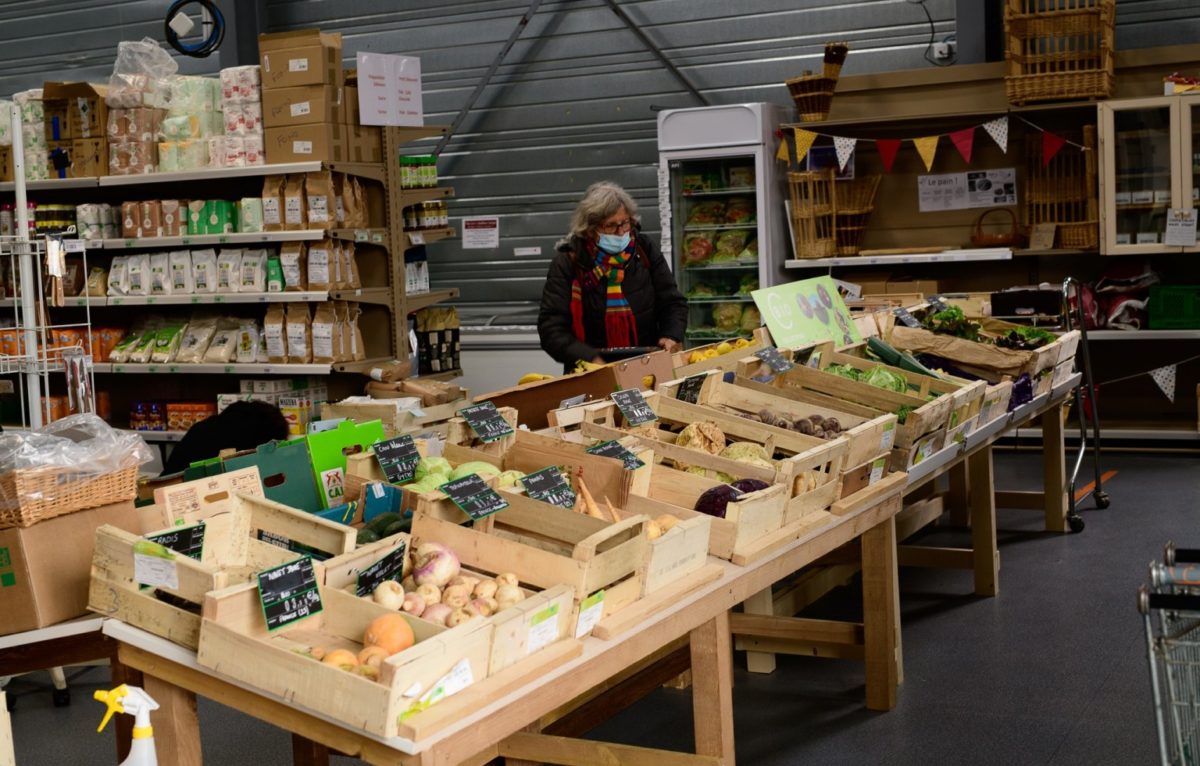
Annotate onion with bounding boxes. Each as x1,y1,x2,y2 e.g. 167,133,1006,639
415,583,442,606
420,603,453,626
402,592,426,615
372,581,405,610
442,584,471,609
412,542,461,587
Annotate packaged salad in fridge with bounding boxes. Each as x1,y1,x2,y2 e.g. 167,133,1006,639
683,233,715,265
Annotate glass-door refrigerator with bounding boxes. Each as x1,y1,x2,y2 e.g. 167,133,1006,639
657,102,785,348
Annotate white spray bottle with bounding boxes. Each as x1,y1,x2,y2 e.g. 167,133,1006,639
94,684,160,766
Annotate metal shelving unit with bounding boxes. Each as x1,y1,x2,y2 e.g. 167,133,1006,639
94,231,325,249
786,248,1014,269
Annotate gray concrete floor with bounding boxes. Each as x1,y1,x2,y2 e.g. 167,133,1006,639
4,451,1185,765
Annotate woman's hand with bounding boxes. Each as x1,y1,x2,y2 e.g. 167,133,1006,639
657,337,681,354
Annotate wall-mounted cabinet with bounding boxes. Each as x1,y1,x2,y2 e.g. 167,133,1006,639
1100,96,1200,255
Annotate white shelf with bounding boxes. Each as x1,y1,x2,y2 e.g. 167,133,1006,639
786,248,1013,269
94,230,326,249
1007,426,1199,442
0,177,100,192
94,362,332,375
105,291,328,306
97,162,324,187
1087,329,1200,340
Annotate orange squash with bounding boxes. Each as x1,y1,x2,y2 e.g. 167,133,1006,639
363,613,415,656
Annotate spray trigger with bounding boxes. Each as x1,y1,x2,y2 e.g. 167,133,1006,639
94,685,128,732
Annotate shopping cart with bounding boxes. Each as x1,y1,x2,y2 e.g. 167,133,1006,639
1139,543,1200,766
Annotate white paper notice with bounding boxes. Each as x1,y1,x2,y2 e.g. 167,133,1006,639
356,52,423,127
461,217,500,249
526,608,560,655
918,168,1017,212
134,553,179,590
1165,208,1198,246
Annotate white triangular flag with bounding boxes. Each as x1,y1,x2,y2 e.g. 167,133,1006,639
983,116,1008,154
1150,364,1177,403
833,136,857,171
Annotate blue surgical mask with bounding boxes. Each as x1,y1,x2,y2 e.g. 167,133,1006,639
597,232,631,254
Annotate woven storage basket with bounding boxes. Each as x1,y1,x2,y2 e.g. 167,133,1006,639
832,175,881,256
1004,0,1115,105
789,169,837,259
786,42,849,122
1023,125,1098,249
0,465,138,529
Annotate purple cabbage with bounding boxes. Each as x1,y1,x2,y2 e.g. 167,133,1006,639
731,479,770,494
694,485,744,519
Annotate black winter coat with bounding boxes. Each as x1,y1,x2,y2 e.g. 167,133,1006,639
538,232,688,368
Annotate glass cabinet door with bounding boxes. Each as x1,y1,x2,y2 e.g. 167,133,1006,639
1184,101,1200,253
1102,100,1179,254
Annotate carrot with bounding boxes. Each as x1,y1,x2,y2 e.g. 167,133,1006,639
577,478,604,519
603,495,622,524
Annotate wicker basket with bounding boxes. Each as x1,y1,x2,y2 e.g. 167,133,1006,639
789,169,837,259
832,175,881,256
0,465,139,529
1023,125,1098,250
1004,0,1115,105
786,42,849,122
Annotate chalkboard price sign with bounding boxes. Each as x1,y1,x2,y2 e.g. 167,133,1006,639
894,307,922,328
374,434,421,484
355,540,409,597
610,389,657,426
439,473,509,520
927,296,950,314
145,521,205,561
585,440,645,471
459,401,515,443
257,557,323,632
675,374,707,404
521,466,576,509
754,346,795,373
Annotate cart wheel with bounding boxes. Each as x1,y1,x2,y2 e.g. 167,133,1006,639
1094,491,1111,509
1068,514,1086,533
51,688,70,708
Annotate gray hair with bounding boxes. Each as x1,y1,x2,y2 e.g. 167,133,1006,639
566,182,640,240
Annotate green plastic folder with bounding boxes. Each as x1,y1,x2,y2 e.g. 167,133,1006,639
306,419,386,508
224,438,322,512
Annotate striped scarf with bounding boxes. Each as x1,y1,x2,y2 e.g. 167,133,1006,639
570,238,639,349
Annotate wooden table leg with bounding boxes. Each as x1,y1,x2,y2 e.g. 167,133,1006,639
947,461,970,527
0,692,14,766
690,611,735,765
142,674,202,766
110,659,141,763
968,447,1000,597
292,734,332,766
504,722,543,766
861,516,898,712
741,587,776,674
1041,404,1068,533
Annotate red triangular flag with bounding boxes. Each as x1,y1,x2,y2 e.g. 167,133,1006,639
1042,131,1067,166
876,138,902,173
949,127,974,164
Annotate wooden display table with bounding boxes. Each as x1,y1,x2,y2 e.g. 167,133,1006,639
99,474,904,766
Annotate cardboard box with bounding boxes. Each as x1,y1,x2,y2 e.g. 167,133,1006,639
345,124,382,163
0,147,12,182
70,138,105,177
264,122,347,164
261,85,343,128
886,279,939,297
43,82,108,141
343,85,359,125
0,500,141,635
258,29,343,90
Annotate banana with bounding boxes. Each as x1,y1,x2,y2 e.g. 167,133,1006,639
641,375,656,389
518,373,556,385
573,360,605,373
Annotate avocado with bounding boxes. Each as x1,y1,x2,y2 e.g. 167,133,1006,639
356,528,380,545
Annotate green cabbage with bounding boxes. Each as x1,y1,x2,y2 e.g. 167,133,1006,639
826,364,863,382
414,457,453,482
863,366,907,393
497,469,525,488
449,460,501,481
686,466,735,483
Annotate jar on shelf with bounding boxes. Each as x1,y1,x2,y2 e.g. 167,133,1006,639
403,205,419,230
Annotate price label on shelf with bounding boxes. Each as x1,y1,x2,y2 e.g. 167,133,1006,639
894,308,922,328
458,401,514,443
355,229,369,242
409,232,425,245
521,466,576,510
374,434,421,484
372,232,384,243
257,557,323,632
585,440,644,471
559,393,588,410
439,474,509,521
610,388,657,426
754,346,795,374
675,374,707,404
354,540,408,597
145,521,206,561
63,239,85,253
927,297,950,314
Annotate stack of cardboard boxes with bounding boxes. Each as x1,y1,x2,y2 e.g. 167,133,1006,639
258,29,381,165
42,82,108,178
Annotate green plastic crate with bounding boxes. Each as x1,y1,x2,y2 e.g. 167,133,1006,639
1148,285,1200,329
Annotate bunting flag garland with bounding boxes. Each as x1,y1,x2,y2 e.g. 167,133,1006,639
1042,130,1067,167
793,128,818,165
833,136,857,171
982,116,1009,154
912,135,940,172
1150,364,1177,403
876,138,902,173
949,126,975,164
776,137,791,163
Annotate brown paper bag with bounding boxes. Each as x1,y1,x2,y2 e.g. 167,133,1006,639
304,171,334,231
283,175,307,231
263,304,287,363
311,303,337,364
279,242,308,292
306,238,332,291
262,176,285,232
285,302,312,364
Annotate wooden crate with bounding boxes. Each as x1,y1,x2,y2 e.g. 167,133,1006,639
670,370,898,469
671,327,772,377
840,452,891,497
322,394,471,439
444,406,519,455
89,491,357,650
978,380,1015,425
411,496,650,637
197,580,493,738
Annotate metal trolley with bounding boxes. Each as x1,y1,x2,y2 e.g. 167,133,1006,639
1139,543,1200,765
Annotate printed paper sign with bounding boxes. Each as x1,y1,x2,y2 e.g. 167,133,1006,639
917,168,1016,212
1165,208,1198,247
462,217,500,249
356,52,423,127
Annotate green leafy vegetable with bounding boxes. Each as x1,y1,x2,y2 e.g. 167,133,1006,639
922,305,981,341
863,365,907,393
896,405,915,425
826,364,863,382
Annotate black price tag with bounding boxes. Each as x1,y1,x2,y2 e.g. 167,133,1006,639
355,540,408,597
894,308,922,328
374,434,421,484
521,466,577,509
928,297,950,314
754,346,795,373
585,439,645,471
145,521,205,561
440,473,509,520
257,557,322,632
610,389,657,426
675,374,706,404
459,401,515,443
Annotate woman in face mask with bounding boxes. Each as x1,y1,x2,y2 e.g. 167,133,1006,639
538,181,688,371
